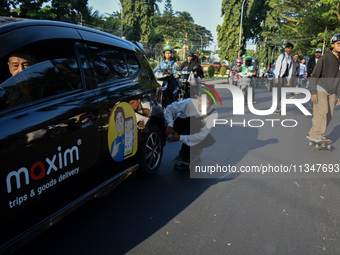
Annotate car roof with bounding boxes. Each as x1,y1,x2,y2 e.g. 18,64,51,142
0,19,139,58
0,19,116,39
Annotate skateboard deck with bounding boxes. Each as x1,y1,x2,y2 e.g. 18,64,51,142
308,139,332,150
173,155,200,169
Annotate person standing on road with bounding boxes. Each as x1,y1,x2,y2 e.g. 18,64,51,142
299,58,307,86
290,54,300,98
273,42,294,114
307,48,322,79
306,49,323,108
307,34,340,143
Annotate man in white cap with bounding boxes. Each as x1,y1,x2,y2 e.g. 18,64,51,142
307,48,322,79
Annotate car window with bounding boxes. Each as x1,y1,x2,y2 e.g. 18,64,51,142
0,39,81,110
86,43,129,85
125,52,140,77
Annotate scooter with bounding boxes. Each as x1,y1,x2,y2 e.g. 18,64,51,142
238,71,253,103
177,66,190,100
154,69,179,108
176,65,201,99
231,71,240,86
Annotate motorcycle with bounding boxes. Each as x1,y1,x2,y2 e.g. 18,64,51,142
154,69,179,108
238,71,254,103
177,66,190,100
176,65,201,99
231,71,240,86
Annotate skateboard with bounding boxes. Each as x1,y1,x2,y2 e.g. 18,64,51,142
308,139,332,150
173,155,200,169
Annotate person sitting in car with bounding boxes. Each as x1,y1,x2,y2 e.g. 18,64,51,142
8,51,36,76
5,51,36,106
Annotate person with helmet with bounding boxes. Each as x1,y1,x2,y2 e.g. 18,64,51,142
273,42,294,114
259,63,266,76
241,54,248,65
232,58,242,73
154,45,180,105
179,50,204,96
307,34,340,143
240,56,257,103
179,50,204,78
259,62,267,85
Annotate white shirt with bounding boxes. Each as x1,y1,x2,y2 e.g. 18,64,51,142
299,63,306,76
273,52,293,79
165,98,218,146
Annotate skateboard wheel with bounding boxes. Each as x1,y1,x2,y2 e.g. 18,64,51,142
315,144,320,149
327,145,331,150
309,142,313,146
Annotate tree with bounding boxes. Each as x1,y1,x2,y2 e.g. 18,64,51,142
218,0,340,66
0,0,10,16
217,0,244,63
120,0,160,42
51,0,89,22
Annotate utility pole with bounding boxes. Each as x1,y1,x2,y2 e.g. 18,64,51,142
238,0,247,58
121,8,123,37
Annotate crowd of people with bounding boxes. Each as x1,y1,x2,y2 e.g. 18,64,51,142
156,33,340,164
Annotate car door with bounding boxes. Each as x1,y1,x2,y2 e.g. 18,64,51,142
0,31,102,247
77,31,142,174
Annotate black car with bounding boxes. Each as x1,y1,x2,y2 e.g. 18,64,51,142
0,19,166,254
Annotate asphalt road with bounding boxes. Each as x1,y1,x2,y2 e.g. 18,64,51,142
14,80,340,255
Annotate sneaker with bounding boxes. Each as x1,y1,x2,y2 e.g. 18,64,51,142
308,137,327,142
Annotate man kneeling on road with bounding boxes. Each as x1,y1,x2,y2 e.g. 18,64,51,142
165,93,218,164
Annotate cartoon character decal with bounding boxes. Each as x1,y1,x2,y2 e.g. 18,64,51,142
108,102,137,162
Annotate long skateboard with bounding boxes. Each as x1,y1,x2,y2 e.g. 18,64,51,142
308,139,332,150
173,155,200,169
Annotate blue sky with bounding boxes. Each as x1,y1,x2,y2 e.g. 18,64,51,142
87,0,224,51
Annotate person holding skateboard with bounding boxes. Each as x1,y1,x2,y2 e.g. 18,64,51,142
165,93,218,164
307,34,340,145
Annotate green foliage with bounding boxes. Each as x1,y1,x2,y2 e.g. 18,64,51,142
217,0,243,62
120,0,160,42
149,61,158,69
153,0,213,57
0,0,10,16
208,65,215,77
218,0,340,65
220,66,227,76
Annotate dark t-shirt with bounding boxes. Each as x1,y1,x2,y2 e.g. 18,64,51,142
292,61,300,77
